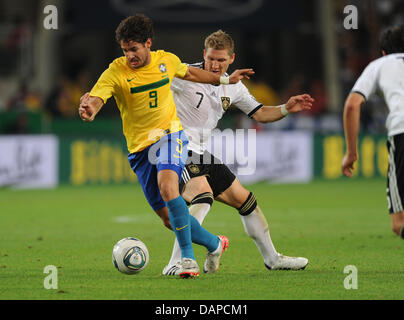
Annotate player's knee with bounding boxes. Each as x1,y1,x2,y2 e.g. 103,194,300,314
238,192,257,216
158,182,179,202
191,192,214,206
182,177,212,203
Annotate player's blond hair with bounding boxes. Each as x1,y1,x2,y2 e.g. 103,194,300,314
204,30,234,56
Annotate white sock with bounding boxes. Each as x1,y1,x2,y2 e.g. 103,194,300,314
240,205,279,266
167,203,211,265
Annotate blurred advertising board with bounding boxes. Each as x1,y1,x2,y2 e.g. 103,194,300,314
58,137,136,185
207,130,313,184
314,134,388,179
0,132,388,189
0,135,58,188
59,131,313,186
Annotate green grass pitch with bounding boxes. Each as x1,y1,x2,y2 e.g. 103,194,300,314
1,179,403,300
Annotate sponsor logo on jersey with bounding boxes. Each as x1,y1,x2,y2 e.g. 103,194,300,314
221,97,231,111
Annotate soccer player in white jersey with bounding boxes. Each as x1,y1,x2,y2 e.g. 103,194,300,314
162,30,314,275
342,25,404,239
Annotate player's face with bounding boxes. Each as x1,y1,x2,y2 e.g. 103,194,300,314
203,48,235,76
121,39,152,69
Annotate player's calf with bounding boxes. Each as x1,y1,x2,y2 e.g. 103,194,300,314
162,192,214,276
237,191,258,217
238,192,309,269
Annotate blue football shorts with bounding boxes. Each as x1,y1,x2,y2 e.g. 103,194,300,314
128,130,189,211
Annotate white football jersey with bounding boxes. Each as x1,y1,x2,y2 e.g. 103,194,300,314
352,53,404,137
172,62,262,154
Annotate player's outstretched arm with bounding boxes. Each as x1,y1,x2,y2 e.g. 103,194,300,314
182,66,254,85
78,92,104,122
341,92,365,177
252,94,314,123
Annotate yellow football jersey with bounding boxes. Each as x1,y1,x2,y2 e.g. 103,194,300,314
90,50,188,153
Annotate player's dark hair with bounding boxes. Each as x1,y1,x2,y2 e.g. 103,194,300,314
115,14,154,44
380,25,404,54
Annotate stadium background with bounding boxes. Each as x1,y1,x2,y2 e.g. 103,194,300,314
1,0,402,188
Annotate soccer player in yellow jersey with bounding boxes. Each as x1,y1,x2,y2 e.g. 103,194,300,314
78,14,254,278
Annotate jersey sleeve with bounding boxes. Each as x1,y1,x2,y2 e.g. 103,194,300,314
232,82,263,117
171,77,185,93
168,53,188,79
351,60,380,101
89,66,118,104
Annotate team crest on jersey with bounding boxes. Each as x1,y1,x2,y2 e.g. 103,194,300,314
188,164,200,174
221,97,231,111
159,63,167,73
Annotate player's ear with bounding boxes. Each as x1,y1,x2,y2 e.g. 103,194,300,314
145,38,152,49
229,53,235,64
381,50,386,56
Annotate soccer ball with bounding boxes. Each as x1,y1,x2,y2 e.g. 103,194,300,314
112,237,149,275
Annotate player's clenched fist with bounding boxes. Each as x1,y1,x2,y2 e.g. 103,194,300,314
78,92,103,122
341,153,358,177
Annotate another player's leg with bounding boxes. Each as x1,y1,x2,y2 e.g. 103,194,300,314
158,169,195,260
216,178,308,270
162,196,225,276
128,145,198,278
163,176,213,275
390,212,404,238
181,175,220,256
162,162,229,276
182,164,230,274
388,182,404,238
386,135,404,239
179,158,234,274
157,133,222,277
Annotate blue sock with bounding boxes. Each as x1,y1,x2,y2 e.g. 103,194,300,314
189,215,220,253
166,196,195,260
